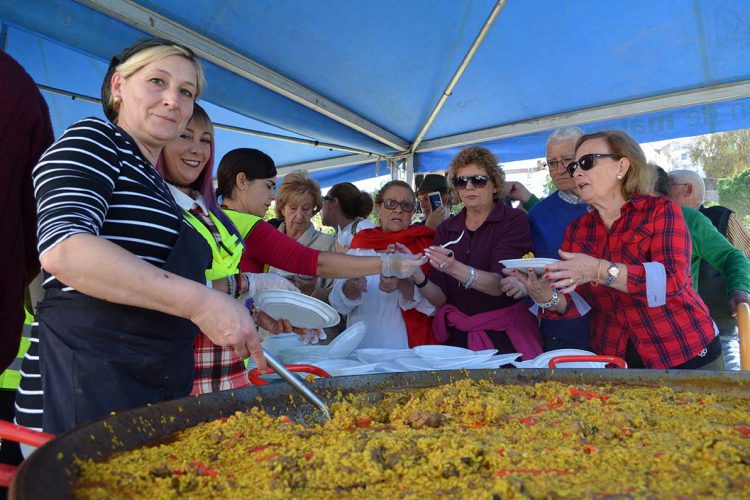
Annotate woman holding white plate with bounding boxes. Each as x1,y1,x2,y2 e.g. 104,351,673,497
505,131,722,370
330,181,437,349
414,146,542,359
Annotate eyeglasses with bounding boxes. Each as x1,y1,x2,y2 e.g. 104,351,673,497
546,157,575,171
451,175,490,190
322,195,334,201
381,199,416,213
566,154,622,177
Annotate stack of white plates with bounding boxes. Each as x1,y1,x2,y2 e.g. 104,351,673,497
277,345,332,363
277,322,368,364
326,322,367,357
305,358,378,377
262,333,305,356
354,348,414,364
512,349,603,368
393,345,500,370
254,289,340,329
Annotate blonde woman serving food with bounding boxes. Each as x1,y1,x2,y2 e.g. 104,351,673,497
31,39,263,434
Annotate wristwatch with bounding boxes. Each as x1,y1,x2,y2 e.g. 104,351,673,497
605,262,620,287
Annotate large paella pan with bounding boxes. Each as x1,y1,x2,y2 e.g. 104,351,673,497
9,368,750,498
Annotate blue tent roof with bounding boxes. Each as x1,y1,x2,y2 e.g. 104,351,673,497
2,0,749,186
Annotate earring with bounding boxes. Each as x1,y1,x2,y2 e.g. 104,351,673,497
616,174,623,180
113,96,121,104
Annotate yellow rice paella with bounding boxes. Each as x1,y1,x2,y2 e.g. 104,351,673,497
73,379,750,499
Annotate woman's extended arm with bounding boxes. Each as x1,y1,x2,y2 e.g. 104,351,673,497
41,234,262,363
246,221,424,278
423,246,505,296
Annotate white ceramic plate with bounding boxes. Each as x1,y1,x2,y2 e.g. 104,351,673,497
412,345,476,359
354,348,414,364
499,258,559,276
254,289,340,329
326,321,367,357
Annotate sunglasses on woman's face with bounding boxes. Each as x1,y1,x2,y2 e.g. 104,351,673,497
381,199,416,213
566,153,621,177
451,175,490,189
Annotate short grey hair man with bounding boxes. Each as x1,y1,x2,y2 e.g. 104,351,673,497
667,169,705,209
545,126,584,149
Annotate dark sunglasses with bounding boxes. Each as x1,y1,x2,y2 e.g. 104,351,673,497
451,175,490,189
566,154,622,177
322,195,334,201
381,199,416,213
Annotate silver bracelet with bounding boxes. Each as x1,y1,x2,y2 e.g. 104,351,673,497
462,266,478,289
534,290,559,310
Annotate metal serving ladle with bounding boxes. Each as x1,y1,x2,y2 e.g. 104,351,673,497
263,351,332,421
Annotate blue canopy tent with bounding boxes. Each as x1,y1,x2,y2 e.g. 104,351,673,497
2,0,749,187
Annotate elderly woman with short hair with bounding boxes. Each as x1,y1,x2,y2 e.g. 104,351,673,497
269,171,335,301
415,146,541,358
330,181,436,349
508,130,722,370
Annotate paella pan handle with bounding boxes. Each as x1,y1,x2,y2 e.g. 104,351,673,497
249,364,332,386
0,421,55,487
548,355,627,369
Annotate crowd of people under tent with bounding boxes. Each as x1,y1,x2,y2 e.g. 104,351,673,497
1,38,749,468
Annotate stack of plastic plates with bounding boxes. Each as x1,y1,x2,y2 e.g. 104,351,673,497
254,289,340,329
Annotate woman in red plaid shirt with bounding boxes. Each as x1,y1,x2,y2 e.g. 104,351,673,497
506,130,722,370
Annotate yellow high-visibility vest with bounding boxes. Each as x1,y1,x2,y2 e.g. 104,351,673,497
0,308,33,390
183,209,244,281
222,209,269,273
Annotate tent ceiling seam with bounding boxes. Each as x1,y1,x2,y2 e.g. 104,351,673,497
417,79,750,153
408,0,506,155
74,0,409,152
37,83,378,156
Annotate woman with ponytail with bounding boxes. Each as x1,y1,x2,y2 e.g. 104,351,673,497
320,182,376,253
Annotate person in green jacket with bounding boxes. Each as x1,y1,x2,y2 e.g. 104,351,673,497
652,165,750,370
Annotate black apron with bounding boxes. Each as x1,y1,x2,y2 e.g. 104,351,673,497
38,217,210,435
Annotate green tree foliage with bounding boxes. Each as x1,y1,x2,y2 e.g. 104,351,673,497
718,168,750,219
688,130,750,179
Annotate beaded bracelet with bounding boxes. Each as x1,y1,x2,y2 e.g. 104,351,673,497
226,274,236,298
534,290,559,310
236,273,250,298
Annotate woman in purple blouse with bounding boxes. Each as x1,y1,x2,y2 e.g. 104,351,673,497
411,146,542,358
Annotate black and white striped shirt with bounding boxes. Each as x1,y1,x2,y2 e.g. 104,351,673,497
33,118,183,291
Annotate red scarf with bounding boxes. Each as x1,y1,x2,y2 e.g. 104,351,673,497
350,226,436,347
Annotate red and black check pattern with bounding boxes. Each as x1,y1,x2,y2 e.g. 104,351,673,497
550,195,715,369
